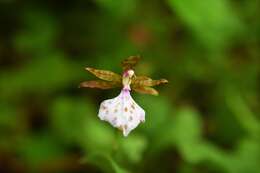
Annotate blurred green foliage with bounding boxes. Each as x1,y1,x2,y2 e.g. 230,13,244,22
0,0,260,173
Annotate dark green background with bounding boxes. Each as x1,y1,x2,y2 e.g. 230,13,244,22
0,0,260,173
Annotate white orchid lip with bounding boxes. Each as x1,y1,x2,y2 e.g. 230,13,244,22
98,78,145,136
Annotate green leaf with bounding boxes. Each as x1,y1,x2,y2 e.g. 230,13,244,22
224,88,260,137
0,53,81,100
118,135,147,163
137,96,171,136
14,8,58,54
167,0,243,49
84,153,129,173
51,97,115,153
17,134,65,171
94,0,137,19
231,139,260,173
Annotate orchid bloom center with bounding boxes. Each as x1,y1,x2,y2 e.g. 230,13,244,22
122,69,135,90
97,69,145,136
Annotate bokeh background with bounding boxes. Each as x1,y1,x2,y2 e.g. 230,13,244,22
1,0,260,173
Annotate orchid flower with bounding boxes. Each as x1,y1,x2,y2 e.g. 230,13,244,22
80,56,168,136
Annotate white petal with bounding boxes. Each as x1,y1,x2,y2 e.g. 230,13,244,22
98,89,145,136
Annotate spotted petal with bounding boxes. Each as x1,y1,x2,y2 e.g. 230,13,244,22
98,89,145,136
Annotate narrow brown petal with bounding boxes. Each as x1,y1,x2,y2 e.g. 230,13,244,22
132,86,159,96
79,80,121,89
132,75,168,87
149,79,168,86
121,55,141,70
85,67,122,83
